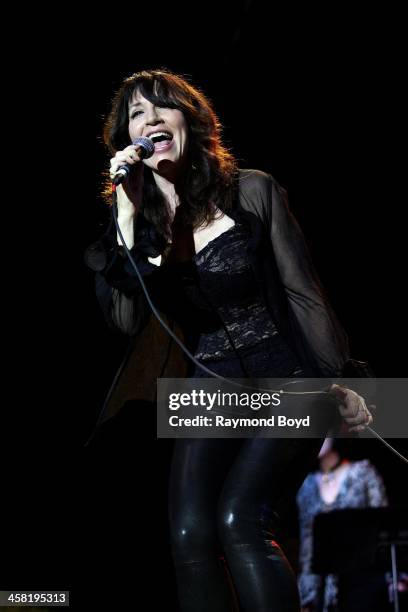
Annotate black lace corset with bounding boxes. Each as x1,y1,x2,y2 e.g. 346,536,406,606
185,220,301,377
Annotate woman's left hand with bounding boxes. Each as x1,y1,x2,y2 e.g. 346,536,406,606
329,384,373,431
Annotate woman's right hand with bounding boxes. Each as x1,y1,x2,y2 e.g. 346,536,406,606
109,145,144,218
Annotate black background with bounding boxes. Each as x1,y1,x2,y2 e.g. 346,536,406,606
2,3,406,608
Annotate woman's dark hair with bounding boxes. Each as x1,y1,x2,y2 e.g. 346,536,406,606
330,438,354,459
103,69,238,239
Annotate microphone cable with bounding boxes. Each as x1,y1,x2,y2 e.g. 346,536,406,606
101,186,408,465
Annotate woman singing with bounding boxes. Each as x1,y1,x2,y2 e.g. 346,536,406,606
85,69,373,611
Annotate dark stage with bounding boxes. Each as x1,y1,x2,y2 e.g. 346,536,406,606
2,3,407,610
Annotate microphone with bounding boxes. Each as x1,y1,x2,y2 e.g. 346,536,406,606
112,137,155,185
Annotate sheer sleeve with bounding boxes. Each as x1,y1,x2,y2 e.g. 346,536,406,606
238,169,351,376
267,176,351,376
94,271,150,336
85,212,167,336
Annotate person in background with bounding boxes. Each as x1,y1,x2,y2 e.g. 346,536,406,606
296,438,388,612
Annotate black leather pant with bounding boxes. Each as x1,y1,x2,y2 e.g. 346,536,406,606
169,436,327,612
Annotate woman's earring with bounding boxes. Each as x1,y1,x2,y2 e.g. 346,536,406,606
192,164,197,171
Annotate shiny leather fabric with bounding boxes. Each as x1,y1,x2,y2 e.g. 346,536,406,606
169,435,334,611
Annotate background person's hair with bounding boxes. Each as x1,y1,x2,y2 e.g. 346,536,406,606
103,69,238,240
310,437,355,473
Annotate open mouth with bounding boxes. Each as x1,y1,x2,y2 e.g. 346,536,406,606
149,131,173,147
